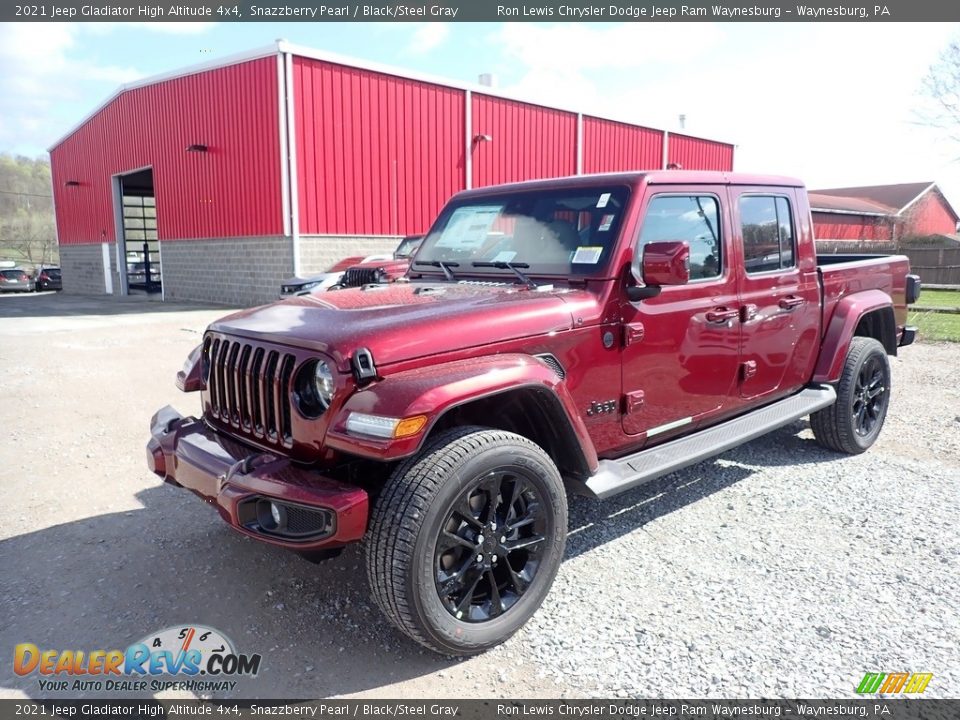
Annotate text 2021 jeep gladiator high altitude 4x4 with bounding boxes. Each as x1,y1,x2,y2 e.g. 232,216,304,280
148,171,920,655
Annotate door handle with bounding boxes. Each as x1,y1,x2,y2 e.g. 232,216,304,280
705,307,739,324
778,295,805,310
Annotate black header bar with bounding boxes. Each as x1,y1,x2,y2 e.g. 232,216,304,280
4,0,960,23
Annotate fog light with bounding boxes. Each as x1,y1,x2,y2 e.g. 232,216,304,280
257,499,286,531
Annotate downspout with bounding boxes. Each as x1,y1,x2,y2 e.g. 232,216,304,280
276,53,291,242
279,43,301,277
662,130,669,170
576,113,583,175
465,89,472,190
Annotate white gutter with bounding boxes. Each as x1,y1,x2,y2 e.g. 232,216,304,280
576,114,583,175
283,50,301,276
464,89,472,190
276,53,291,239
809,207,891,218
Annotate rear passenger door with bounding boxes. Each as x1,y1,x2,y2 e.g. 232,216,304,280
731,188,820,400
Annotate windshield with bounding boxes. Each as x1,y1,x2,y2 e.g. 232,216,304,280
415,186,630,278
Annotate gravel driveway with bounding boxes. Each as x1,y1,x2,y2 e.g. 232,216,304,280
1,292,957,699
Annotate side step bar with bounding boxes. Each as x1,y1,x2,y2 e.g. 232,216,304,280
586,384,837,499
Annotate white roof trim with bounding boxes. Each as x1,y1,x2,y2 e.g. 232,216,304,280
810,206,891,218
49,40,735,153
47,44,280,151
895,182,937,216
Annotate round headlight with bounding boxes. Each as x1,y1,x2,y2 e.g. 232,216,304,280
314,360,335,410
295,359,336,418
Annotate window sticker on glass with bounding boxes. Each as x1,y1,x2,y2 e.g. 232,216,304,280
435,205,501,249
492,250,518,263
596,192,611,209
598,214,616,232
572,246,604,264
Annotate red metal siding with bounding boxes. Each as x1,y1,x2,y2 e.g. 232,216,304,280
471,94,576,188
582,117,663,173
812,212,893,242
901,191,959,237
667,133,734,171
51,57,282,245
51,101,122,244
294,57,464,237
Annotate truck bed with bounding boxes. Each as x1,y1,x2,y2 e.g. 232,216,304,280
816,253,912,342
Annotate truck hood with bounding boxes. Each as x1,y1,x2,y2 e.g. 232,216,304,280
209,282,598,370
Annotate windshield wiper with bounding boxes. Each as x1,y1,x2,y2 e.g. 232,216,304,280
472,261,538,289
413,260,459,281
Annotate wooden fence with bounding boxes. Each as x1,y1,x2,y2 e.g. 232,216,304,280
816,242,960,287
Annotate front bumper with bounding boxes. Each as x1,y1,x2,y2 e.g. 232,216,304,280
147,406,369,551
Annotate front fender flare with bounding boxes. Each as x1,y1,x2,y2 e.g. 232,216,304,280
324,354,597,470
813,289,894,383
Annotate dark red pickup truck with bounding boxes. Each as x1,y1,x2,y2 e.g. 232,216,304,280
148,171,919,655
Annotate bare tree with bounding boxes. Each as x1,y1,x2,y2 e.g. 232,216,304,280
0,153,57,267
919,40,960,147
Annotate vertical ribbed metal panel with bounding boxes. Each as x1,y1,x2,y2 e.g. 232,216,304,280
117,58,281,240
294,57,464,236
667,133,734,171
50,57,281,244
50,101,122,244
471,94,576,188
582,116,664,173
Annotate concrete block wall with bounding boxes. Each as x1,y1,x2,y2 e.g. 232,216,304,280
60,244,107,295
160,236,293,307
298,235,400,275
58,234,404,307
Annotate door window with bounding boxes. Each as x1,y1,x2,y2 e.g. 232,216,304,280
739,195,796,274
637,195,722,280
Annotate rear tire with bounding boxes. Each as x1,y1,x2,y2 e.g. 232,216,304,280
811,336,890,454
365,426,567,656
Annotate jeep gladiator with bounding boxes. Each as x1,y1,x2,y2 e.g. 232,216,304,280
148,171,920,655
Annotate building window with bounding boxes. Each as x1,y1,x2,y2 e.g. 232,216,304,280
637,195,722,280
739,195,796,274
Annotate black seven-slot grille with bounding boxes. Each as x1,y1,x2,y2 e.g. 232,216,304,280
341,266,383,288
204,335,295,447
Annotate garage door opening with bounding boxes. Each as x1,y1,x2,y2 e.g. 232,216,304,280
116,168,161,296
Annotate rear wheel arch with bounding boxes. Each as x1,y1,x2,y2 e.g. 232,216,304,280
426,386,593,485
854,306,897,356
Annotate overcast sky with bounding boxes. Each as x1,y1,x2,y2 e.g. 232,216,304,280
0,21,957,202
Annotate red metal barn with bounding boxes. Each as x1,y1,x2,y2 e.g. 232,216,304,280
810,182,959,247
49,41,735,306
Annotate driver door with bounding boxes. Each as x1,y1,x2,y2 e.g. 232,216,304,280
620,188,741,438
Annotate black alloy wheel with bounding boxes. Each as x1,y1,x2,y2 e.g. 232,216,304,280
366,426,567,655
434,469,547,623
811,336,891,454
852,353,888,437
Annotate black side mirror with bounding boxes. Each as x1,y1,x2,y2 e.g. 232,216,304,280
626,285,662,302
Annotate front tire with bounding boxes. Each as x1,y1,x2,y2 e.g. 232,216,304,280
811,336,891,454
365,427,567,656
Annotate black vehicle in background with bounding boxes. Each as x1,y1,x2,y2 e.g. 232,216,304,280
33,266,62,291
